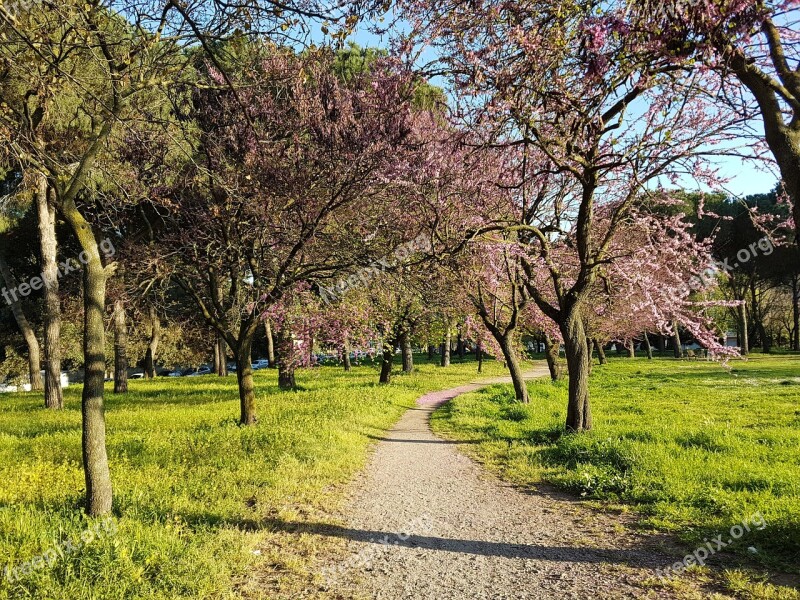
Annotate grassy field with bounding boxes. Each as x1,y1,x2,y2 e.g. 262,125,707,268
431,354,800,595
0,355,506,600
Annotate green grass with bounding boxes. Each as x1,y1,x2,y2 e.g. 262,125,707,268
0,355,506,599
431,355,800,580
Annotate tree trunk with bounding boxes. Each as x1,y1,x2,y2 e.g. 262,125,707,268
36,175,62,408
457,330,465,360
0,253,43,392
440,326,451,367
400,328,413,373
342,338,352,371
672,321,682,358
793,276,799,351
657,334,665,355
497,333,528,403
144,304,160,378
213,334,227,376
113,299,127,394
561,308,592,433
60,204,113,516
643,331,653,360
544,335,562,380
627,339,635,358
235,337,257,424
379,338,394,384
278,362,296,390
738,303,749,355
585,336,593,375
476,340,483,374
594,339,608,365
427,344,435,361
265,319,276,368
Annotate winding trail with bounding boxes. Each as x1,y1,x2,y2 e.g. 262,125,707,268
317,365,682,599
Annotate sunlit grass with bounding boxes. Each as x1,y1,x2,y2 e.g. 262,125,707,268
0,355,505,599
431,355,800,587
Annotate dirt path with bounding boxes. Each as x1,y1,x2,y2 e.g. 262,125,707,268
315,365,683,599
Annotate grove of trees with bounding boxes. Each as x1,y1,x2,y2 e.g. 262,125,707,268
0,0,797,515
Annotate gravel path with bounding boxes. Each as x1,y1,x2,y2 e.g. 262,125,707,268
316,365,683,599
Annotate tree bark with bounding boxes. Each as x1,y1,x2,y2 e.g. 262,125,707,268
113,299,127,394
235,336,257,424
544,335,562,380
274,327,296,390
342,338,352,371
0,253,43,391
585,336,593,375
427,344,435,361
265,319,276,368
643,331,653,360
738,303,749,355
457,330,465,360
594,339,607,365
497,333,528,403
476,340,483,374
672,320,682,358
278,362,296,390
793,275,799,352
440,325,451,367
627,339,635,358
36,175,62,408
144,304,160,378
61,202,112,516
379,337,394,384
657,334,665,355
561,308,592,432
214,334,228,376
400,327,413,373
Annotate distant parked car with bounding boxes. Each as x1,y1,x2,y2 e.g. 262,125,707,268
251,359,269,370
226,362,237,372
130,372,145,379
187,365,212,377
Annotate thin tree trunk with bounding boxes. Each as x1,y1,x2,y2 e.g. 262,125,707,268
657,334,665,355
627,339,635,358
593,339,607,365
476,340,483,374
544,335,562,381
738,304,749,355
61,201,112,516
440,325,451,367
586,336,593,375
379,337,394,384
457,330,465,360
144,304,160,378
497,333,528,403
793,276,799,351
214,334,228,376
427,344,434,361
672,320,682,359
113,299,128,394
401,328,413,373
562,308,592,433
265,319,276,367
235,336,257,423
643,331,653,360
342,338,352,371
274,328,296,390
0,253,43,391
36,175,62,408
